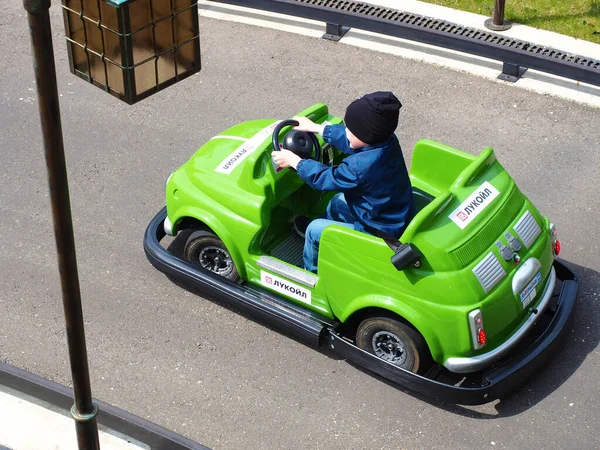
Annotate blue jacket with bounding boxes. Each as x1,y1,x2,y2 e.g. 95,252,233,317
296,124,415,238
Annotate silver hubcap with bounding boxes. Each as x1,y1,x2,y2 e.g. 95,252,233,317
199,245,233,276
372,331,407,365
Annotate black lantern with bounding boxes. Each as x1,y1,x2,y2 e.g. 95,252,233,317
61,0,201,104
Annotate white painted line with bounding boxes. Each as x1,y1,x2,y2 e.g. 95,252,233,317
199,1,325,38
0,387,149,450
199,0,600,108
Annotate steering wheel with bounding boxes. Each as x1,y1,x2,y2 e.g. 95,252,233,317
272,119,322,163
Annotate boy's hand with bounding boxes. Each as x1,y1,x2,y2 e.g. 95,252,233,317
272,149,302,170
293,116,325,135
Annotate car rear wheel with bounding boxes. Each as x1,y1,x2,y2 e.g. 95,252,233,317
356,317,430,374
183,230,240,283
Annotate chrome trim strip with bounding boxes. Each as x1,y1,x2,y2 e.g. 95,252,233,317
444,267,556,373
257,256,318,288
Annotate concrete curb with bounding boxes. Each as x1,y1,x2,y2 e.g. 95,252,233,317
199,0,600,108
0,363,210,450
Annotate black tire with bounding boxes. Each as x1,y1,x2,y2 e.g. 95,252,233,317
356,316,430,374
183,230,240,283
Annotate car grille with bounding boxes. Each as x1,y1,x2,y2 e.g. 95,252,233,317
513,210,541,249
473,252,506,293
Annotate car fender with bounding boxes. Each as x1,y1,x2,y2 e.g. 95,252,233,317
172,206,247,279
339,294,444,363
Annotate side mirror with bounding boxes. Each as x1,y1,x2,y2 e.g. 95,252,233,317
390,244,423,271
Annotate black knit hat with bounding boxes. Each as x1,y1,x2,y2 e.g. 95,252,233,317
344,91,402,145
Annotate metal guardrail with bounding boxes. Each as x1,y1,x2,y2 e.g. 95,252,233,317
208,0,600,88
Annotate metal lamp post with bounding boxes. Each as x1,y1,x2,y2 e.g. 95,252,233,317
21,0,201,448
484,0,512,31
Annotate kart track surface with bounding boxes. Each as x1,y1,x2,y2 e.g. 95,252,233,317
1,1,599,449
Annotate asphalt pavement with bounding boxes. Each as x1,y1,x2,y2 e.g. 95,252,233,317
1,1,599,449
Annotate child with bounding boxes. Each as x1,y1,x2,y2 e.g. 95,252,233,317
271,91,415,273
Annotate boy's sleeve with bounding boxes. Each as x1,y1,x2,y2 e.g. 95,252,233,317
296,158,360,192
323,124,356,155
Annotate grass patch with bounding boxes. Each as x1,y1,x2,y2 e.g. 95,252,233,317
420,0,600,44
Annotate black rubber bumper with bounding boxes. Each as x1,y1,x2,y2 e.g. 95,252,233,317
144,207,579,405
327,260,578,404
144,207,335,347
480,260,578,399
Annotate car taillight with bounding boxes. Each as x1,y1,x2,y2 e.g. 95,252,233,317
478,328,487,346
468,309,486,350
550,223,560,256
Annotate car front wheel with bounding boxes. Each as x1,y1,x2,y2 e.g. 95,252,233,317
183,230,240,283
356,316,430,374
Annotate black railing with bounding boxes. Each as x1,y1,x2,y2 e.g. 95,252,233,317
208,0,600,87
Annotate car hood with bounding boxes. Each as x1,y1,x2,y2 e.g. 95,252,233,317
186,119,279,178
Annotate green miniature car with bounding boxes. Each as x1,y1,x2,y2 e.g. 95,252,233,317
145,103,578,404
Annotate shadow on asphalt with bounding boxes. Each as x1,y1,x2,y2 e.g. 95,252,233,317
488,260,599,416
161,233,598,417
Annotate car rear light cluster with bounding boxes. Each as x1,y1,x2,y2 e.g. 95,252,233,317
478,328,487,346
469,309,486,349
550,223,561,256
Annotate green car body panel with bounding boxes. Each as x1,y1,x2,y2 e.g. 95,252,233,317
165,103,556,370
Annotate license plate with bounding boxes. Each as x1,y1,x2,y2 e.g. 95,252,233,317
520,271,542,308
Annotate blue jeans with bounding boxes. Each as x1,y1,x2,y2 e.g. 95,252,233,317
304,193,357,273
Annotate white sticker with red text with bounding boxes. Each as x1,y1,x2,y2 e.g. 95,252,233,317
215,121,281,174
260,271,311,304
449,181,500,229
